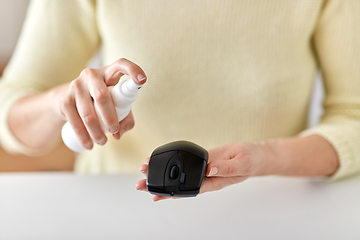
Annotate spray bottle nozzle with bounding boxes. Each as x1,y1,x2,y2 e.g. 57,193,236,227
121,79,144,96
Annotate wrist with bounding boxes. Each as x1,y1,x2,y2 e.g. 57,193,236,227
47,83,70,123
252,139,282,176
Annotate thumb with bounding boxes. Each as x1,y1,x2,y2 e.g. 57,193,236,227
119,111,135,134
206,158,251,177
206,159,235,177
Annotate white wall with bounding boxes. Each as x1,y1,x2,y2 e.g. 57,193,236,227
0,0,29,59
308,72,324,128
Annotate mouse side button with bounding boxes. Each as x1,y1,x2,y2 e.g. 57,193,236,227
179,173,186,184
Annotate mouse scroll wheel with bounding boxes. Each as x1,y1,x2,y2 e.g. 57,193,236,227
170,165,180,179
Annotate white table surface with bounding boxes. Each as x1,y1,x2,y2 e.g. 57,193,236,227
0,172,359,240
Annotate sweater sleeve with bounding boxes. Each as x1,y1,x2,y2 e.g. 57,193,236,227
0,0,99,155
300,0,360,180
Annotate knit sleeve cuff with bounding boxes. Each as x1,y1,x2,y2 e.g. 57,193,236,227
0,90,57,156
299,126,356,182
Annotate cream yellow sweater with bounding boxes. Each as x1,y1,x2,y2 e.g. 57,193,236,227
1,0,359,180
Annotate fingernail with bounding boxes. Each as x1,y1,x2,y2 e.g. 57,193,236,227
139,166,146,173
145,157,150,163
98,138,107,146
208,167,218,176
137,73,146,82
85,143,93,150
119,129,125,137
109,126,118,134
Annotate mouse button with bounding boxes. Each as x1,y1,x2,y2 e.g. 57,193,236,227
170,165,179,179
150,141,181,157
173,141,209,161
165,154,183,175
179,151,207,191
147,151,177,189
164,154,184,190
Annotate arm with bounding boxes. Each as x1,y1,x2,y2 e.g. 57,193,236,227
256,135,338,177
7,84,69,150
0,1,146,154
0,0,99,154
136,135,338,201
265,0,360,180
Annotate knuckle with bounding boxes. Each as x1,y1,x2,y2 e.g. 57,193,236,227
128,63,140,72
115,58,138,71
69,79,84,93
93,88,110,103
69,80,78,90
60,96,72,110
115,58,127,65
226,165,236,176
72,124,87,134
80,68,95,78
82,114,98,126
104,115,118,125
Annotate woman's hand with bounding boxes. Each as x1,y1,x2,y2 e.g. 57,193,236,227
58,58,146,150
135,142,268,201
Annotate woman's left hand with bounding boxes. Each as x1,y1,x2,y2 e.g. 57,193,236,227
135,142,268,201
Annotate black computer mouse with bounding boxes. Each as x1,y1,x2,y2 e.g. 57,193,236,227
146,141,209,197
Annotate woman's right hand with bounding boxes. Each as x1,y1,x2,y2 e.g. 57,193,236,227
58,58,147,150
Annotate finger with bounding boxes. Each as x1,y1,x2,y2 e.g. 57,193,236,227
152,195,170,202
206,158,252,177
135,179,148,191
139,164,148,175
104,58,147,86
199,176,248,194
118,111,135,137
102,69,124,86
135,179,172,202
112,131,121,140
87,73,120,135
60,89,93,150
74,81,107,145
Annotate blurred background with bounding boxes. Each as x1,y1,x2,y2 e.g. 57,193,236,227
0,0,28,72
0,0,324,173
0,0,75,172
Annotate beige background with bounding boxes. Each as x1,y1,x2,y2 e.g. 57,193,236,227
0,0,75,172
0,0,324,171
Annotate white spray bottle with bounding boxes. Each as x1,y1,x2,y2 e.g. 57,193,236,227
61,78,144,152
